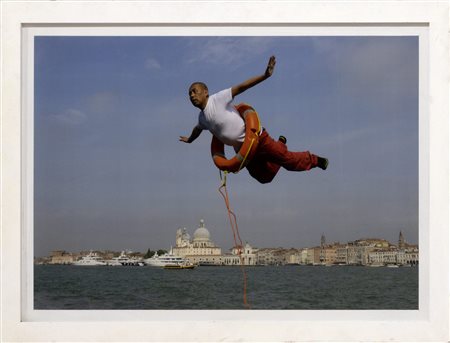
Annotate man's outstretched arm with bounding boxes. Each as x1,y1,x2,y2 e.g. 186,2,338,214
231,56,276,98
180,125,203,143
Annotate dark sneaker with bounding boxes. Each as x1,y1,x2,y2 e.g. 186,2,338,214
317,157,329,170
278,135,287,144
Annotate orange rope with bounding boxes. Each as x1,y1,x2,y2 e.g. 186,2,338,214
218,172,250,309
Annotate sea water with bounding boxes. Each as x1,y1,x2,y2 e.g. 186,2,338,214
34,265,418,310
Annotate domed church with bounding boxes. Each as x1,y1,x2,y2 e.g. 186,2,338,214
172,219,223,264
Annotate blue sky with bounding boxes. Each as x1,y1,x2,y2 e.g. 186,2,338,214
34,36,418,257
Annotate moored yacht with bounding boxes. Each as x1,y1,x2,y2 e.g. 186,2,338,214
144,249,187,267
73,251,107,266
106,251,146,266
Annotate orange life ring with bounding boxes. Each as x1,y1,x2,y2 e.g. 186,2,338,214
211,103,261,173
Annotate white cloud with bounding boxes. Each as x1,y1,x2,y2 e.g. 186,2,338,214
186,37,276,69
53,109,87,125
311,37,417,94
88,91,117,113
144,57,161,70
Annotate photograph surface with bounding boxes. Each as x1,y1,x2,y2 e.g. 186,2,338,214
34,35,419,310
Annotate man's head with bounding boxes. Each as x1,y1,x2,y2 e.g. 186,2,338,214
188,82,209,109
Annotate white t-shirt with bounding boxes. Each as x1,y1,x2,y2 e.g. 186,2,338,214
197,88,245,150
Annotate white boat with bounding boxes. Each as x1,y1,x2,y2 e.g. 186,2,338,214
73,251,107,266
105,251,128,266
144,250,187,267
122,256,146,266
106,251,146,266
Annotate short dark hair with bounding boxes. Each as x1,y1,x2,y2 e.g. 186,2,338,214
189,82,208,91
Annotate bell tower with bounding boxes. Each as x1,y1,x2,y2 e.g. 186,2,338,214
176,228,183,247
398,231,405,250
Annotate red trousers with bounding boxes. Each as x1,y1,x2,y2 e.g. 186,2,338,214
246,130,319,184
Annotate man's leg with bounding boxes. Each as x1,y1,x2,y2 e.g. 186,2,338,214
257,130,321,171
246,157,281,184
246,130,327,184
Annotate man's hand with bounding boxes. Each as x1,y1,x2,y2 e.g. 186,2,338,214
179,126,202,144
265,56,276,78
231,55,277,98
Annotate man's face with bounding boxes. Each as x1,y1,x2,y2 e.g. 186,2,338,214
188,84,208,109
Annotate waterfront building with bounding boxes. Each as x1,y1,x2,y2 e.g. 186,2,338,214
318,235,341,265
339,243,375,266
352,245,376,265
368,248,398,265
286,253,300,265
312,247,322,265
337,239,389,265
255,248,308,266
319,243,339,265
396,250,406,265
405,248,419,265
172,219,222,265
222,253,241,266
369,248,419,266
255,248,288,265
284,248,302,265
34,256,51,265
255,248,276,265
336,245,349,264
305,247,318,265
275,249,290,265
299,248,309,264
49,250,74,265
337,233,419,266
300,247,322,265
172,219,260,266
230,243,257,265
396,247,419,266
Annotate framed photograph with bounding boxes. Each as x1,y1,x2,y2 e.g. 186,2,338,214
1,1,448,341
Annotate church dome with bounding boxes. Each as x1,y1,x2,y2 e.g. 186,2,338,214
193,219,210,241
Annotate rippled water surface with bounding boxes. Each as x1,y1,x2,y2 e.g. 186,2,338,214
34,265,418,309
